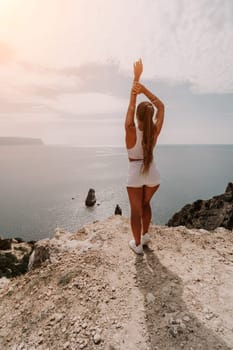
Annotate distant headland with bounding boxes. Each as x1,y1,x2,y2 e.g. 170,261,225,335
0,137,44,146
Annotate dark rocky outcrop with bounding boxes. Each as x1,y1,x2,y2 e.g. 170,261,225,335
114,204,122,215
14,237,25,243
0,238,12,250
0,239,35,278
85,188,96,207
28,240,51,271
168,182,233,230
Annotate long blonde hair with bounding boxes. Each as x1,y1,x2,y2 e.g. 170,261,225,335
136,101,156,174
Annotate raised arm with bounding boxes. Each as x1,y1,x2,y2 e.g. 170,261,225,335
143,85,164,138
133,82,165,138
125,59,143,129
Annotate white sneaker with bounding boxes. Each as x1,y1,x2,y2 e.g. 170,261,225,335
129,240,144,255
141,233,151,246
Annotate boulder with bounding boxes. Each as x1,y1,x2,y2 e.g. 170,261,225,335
168,182,233,230
14,237,25,243
114,204,122,215
0,240,34,278
0,238,12,250
85,188,96,207
28,240,51,270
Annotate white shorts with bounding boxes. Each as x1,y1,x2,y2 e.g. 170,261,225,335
126,159,161,188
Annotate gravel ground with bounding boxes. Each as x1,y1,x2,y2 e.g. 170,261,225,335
0,215,233,350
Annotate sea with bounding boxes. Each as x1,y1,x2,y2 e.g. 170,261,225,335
0,145,232,241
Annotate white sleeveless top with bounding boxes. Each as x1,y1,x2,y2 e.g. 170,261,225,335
127,126,144,159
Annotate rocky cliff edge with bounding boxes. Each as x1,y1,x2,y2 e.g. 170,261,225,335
0,215,233,350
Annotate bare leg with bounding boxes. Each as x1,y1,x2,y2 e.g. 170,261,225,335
126,186,143,246
142,202,152,235
130,212,142,245
142,185,160,235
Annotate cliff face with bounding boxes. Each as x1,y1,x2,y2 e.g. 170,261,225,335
0,137,44,145
0,215,233,350
168,183,233,230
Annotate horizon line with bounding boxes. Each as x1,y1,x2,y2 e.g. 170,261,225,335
46,143,233,147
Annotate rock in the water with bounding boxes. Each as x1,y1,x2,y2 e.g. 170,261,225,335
168,182,233,230
114,204,122,215
85,188,96,207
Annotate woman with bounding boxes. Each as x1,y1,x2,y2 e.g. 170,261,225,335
125,58,165,255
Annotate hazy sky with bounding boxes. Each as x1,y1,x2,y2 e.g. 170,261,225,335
0,0,233,145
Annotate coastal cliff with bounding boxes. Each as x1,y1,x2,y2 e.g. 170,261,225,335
168,183,233,230
0,215,233,350
0,137,44,145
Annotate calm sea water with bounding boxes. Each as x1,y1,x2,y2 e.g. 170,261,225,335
0,145,232,241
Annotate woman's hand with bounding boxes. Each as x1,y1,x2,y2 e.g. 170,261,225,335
132,81,145,95
133,58,143,81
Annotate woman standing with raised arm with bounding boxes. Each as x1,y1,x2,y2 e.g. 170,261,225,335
125,58,165,255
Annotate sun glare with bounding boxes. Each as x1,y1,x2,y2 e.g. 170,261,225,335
0,0,13,9
0,0,21,14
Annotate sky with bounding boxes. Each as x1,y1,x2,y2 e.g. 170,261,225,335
0,0,233,146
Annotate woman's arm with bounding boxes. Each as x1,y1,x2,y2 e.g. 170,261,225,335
133,82,165,138
124,84,137,129
125,59,143,129
143,85,165,138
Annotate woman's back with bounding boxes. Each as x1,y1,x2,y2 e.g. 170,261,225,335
127,126,144,159
127,126,157,160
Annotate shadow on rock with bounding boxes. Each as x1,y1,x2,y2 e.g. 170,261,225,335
135,247,231,350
